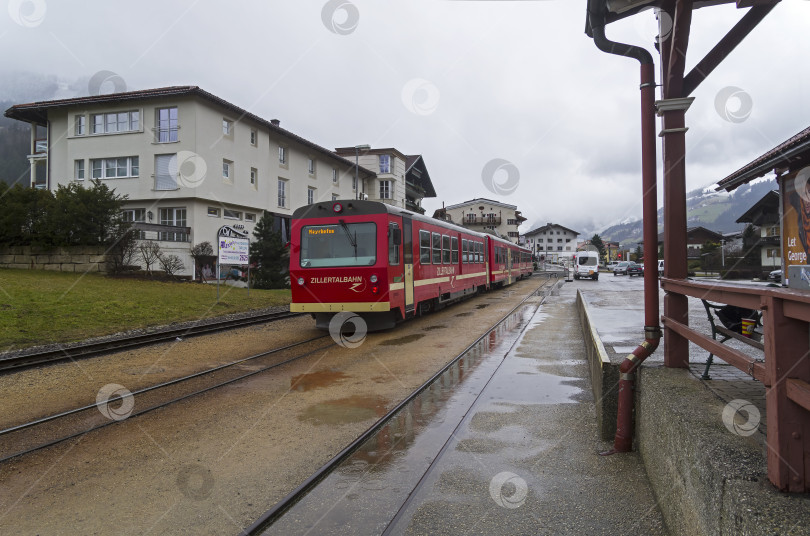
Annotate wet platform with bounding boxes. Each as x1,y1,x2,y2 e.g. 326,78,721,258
262,282,667,535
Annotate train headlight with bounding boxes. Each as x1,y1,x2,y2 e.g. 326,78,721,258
297,277,305,286
370,274,378,283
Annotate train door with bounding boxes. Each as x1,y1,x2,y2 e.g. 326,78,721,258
507,248,513,285
402,217,415,314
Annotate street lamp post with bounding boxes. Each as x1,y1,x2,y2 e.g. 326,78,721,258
355,144,370,200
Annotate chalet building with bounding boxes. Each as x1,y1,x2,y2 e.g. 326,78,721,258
522,223,580,261
432,198,526,244
4,86,382,276
657,226,725,260
333,147,436,214
736,190,781,268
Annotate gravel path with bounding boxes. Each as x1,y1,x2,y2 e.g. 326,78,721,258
0,278,547,536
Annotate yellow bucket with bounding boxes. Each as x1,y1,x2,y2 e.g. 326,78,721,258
741,318,755,338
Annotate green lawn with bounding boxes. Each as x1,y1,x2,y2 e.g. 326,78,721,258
0,269,291,350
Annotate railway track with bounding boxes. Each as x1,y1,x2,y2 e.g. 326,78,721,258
0,333,330,463
0,309,302,373
241,276,556,535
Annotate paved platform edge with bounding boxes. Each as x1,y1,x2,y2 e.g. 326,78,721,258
575,289,618,441
576,290,810,536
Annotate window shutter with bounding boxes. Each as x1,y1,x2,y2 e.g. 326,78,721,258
155,154,176,190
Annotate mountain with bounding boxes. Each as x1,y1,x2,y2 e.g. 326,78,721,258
599,177,777,245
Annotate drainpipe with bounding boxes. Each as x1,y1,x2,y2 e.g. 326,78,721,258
587,0,662,454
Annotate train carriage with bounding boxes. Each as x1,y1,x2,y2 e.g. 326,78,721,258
290,200,531,330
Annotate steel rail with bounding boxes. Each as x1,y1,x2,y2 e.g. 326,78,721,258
0,335,331,463
240,276,555,535
0,310,303,372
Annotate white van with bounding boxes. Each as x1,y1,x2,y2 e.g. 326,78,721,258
573,251,599,280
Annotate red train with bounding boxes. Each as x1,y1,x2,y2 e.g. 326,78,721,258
289,200,532,330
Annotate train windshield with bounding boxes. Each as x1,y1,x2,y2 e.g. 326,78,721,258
299,222,377,267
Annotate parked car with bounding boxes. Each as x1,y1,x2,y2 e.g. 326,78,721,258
627,262,644,277
606,261,620,271
613,261,630,275
768,269,782,283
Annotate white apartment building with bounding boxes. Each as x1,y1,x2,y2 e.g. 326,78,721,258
522,223,581,262
5,86,378,276
431,198,526,244
334,147,436,214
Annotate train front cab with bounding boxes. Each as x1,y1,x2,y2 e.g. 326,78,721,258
290,201,412,331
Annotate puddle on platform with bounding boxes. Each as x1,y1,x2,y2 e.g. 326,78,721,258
422,325,446,331
455,312,473,317
299,395,388,426
290,368,349,392
475,304,489,309
378,334,424,346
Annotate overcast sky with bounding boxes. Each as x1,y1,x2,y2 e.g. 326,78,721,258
1,0,808,235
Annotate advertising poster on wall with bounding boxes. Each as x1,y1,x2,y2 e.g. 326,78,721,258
782,167,810,287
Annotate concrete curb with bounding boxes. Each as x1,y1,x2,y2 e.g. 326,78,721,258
575,289,618,441
637,367,810,536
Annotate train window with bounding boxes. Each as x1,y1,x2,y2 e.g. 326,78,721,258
475,242,480,263
451,237,459,264
472,242,477,263
461,239,468,264
389,223,400,265
442,235,451,264
432,232,441,264
419,230,431,264
299,222,376,267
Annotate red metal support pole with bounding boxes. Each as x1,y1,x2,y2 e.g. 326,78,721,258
660,0,692,369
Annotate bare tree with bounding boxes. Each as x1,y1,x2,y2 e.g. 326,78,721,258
138,241,162,275
158,253,185,279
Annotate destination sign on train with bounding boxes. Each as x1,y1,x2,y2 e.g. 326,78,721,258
307,227,336,235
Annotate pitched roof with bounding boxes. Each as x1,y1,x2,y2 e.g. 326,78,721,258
403,154,437,198
715,126,810,192
4,85,377,178
736,190,780,224
522,223,580,236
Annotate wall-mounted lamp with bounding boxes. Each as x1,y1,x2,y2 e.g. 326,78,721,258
147,211,153,221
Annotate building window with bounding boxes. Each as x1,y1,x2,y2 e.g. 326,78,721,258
90,156,139,179
557,246,563,251
507,219,517,225
74,115,86,136
332,168,338,184
92,111,139,134
307,157,316,176
223,209,242,220
122,208,145,222
766,226,780,237
223,118,233,136
156,107,178,142
159,207,187,242
155,154,176,190
380,180,392,199
766,248,779,258
250,129,257,146
566,239,571,243
245,213,256,223
250,167,257,187
379,154,391,174
278,179,287,208
557,238,563,243
332,194,339,201
352,175,357,191
538,238,544,243
74,159,85,180
465,214,476,223
223,159,233,182
307,187,315,205
207,207,220,217
279,146,288,165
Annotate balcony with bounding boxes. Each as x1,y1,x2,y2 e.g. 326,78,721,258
405,199,425,214
463,215,502,225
